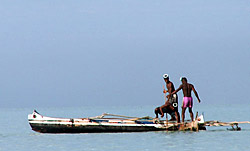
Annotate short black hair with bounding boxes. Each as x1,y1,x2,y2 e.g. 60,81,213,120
181,77,187,82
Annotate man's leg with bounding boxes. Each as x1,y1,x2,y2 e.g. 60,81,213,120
175,111,180,123
160,102,172,118
182,107,187,123
160,105,167,118
166,104,176,121
154,107,160,118
188,107,194,122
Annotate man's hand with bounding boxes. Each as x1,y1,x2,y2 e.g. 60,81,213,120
161,114,164,118
163,89,167,93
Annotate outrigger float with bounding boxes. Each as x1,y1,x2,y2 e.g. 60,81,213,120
28,110,250,133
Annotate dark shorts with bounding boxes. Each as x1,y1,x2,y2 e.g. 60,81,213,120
161,102,177,114
169,94,178,110
161,106,173,114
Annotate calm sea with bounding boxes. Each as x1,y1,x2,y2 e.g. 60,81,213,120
0,104,250,151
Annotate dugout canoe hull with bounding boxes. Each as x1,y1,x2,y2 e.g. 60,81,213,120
28,110,206,133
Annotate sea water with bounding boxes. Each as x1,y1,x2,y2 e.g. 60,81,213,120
0,104,250,151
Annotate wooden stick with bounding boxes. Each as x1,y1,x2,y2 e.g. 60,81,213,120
195,112,198,120
163,85,168,127
163,85,167,103
127,116,153,121
205,121,250,127
101,113,137,118
166,114,168,126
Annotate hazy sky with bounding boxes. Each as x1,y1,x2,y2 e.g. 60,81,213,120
0,0,250,108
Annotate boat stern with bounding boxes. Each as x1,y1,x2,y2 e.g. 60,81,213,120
197,114,206,130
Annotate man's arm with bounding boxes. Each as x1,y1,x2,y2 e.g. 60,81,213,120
191,85,201,103
172,84,182,94
166,83,173,101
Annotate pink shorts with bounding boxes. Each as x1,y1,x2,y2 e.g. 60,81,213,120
182,97,193,108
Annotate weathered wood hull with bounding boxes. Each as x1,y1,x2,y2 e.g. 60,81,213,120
28,110,206,133
29,123,165,133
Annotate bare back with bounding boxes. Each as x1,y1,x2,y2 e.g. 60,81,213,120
182,83,194,97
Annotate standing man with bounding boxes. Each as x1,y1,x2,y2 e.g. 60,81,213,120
160,74,180,123
172,77,201,123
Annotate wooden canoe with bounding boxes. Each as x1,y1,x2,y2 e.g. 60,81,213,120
28,110,206,133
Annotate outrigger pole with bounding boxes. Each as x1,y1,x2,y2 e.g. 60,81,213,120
204,120,250,131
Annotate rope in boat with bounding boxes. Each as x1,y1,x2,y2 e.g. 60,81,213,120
89,113,153,120
102,113,138,118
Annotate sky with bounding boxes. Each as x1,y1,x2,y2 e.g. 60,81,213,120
0,0,250,108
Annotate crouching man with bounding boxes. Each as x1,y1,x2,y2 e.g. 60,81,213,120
154,102,180,123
